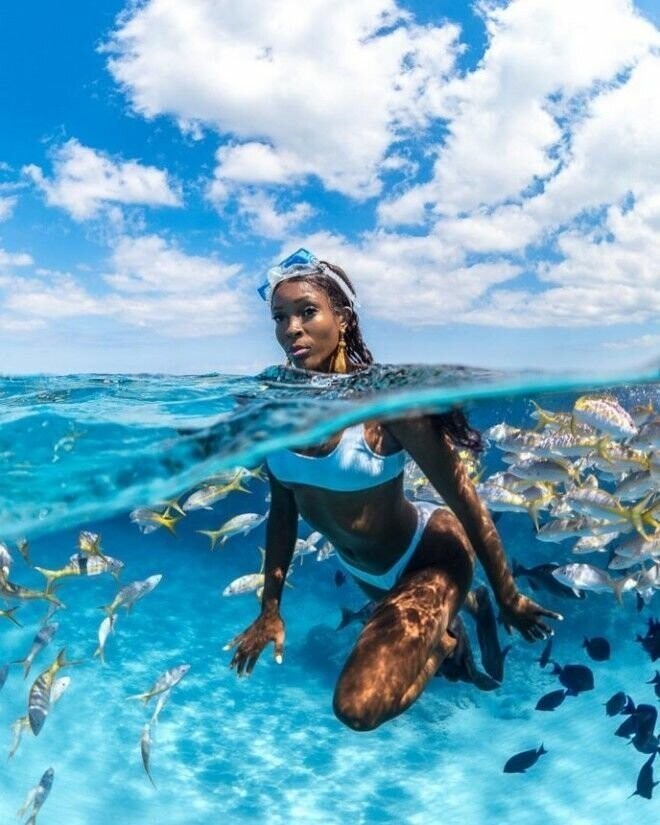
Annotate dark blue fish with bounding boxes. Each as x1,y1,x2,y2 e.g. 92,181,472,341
622,695,636,715
582,637,610,662
615,715,638,739
552,663,594,695
646,671,660,700
336,602,376,630
334,570,346,587
636,617,660,662
503,744,547,774
636,592,645,613
535,689,566,712
629,752,658,800
633,704,657,744
604,691,627,717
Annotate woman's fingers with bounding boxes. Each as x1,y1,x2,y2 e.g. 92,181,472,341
223,632,244,652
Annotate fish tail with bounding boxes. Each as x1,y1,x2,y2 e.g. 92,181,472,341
93,646,105,665
99,604,115,618
538,744,547,755
3,607,22,627
526,502,541,532
257,547,266,573
127,692,150,702
336,608,353,630
237,481,252,494
44,590,64,608
145,766,157,789
196,530,219,550
34,566,57,592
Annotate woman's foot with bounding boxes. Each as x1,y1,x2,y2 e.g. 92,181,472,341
436,615,501,691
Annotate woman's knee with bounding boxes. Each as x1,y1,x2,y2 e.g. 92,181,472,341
332,683,386,732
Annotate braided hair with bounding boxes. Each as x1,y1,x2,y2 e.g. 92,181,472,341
271,260,483,453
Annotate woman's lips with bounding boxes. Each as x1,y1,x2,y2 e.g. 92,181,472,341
290,347,311,358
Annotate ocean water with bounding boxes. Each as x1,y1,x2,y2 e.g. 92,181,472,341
0,363,658,824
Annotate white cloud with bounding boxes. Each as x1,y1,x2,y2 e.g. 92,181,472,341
0,196,17,221
23,139,182,220
105,0,460,198
0,248,33,268
382,0,658,222
603,333,660,351
234,191,314,239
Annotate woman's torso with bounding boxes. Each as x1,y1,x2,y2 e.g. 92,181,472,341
268,419,419,574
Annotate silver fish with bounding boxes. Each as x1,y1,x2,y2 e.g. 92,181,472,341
94,613,118,663
13,623,59,679
150,687,172,725
614,470,656,502
552,562,636,601
222,573,265,597
27,649,80,735
0,541,13,575
197,512,267,549
537,517,631,543
129,663,190,703
101,574,162,617
17,767,54,823
140,723,157,788
629,417,660,451
509,456,579,485
35,554,123,591
573,395,638,439
573,532,619,554
613,531,660,560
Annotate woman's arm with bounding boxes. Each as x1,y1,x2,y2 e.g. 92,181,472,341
225,469,298,675
261,469,299,613
386,415,561,640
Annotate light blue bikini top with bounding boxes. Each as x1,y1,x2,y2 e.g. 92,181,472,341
265,423,407,492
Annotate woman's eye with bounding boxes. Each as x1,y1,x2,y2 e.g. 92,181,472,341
272,315,283,323
304,307,316,317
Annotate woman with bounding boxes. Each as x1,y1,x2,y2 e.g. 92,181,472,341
225,249,561,732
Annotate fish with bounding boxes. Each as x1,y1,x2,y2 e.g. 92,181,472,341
0,540,13,575
631,401,655,427
512,560,583,600
537,637,553,668
13,623,59,679
551,662,594,695
293,531,324,563
537,517,631,543
484,424,543,454
28,648,81,735
150,687,172,725
0,606,22,627
636,617,660,662
10,676,72,758
222,573,266,597
140,723,157,788
535,689,567,711
128,663,190,703
336,602,377,630
563,489,657,539
35,553,124,592
334,570,346,587
582,637,611,662
503,744,547,774
629,418,660,451
129,508,183,535
197,512,267,550
630,752,658,800
472,585,511,682
614,470,656,502
77,530,111,563
551,563,637,602
630,704,658,754
94,614,118,663
100,574,162,618
613,531,660,560
316,541,336,562
0,574,64,609
529,402,575,432
647,671,660,699
182,474,251,511
573,395,638,439
534,431,608,459
17,767,54,824
604,691,628,717
475,484,542,528
509,456,580,485
16,537,32,566
573,532,620,554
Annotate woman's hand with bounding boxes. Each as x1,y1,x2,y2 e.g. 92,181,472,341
223,607,285,676
499,592,563,642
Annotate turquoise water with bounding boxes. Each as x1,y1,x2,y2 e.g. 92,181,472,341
0,364,658,823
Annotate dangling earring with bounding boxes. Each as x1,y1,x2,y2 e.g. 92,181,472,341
331,330,348,374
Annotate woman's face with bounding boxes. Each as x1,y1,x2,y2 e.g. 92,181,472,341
271,280,347,372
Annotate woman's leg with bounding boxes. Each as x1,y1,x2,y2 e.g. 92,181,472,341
333,511,474,732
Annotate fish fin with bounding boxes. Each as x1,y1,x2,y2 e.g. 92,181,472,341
538,744,547,755
284,580,294,589
3,607,22,628
336,608,352,631
258,547,265,574
127,692,150,702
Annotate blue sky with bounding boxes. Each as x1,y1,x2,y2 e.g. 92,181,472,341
0,0,658,374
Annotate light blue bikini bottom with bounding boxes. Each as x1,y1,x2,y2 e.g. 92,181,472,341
336,500,438,591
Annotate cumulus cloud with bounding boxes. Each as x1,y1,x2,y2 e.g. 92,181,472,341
0,235,250,339
233,191,314,239
105,0,460,198
0,196,17,221
23,139,182,220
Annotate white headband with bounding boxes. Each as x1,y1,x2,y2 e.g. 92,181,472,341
259,261,360,308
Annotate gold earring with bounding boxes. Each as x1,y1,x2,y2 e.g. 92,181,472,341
331,331,348,374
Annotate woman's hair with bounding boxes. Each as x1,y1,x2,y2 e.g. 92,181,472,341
272,260,484,454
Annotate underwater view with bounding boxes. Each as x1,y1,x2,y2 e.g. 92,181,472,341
1,364,658,824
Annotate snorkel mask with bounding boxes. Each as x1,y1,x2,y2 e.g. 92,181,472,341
257,248,360,308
